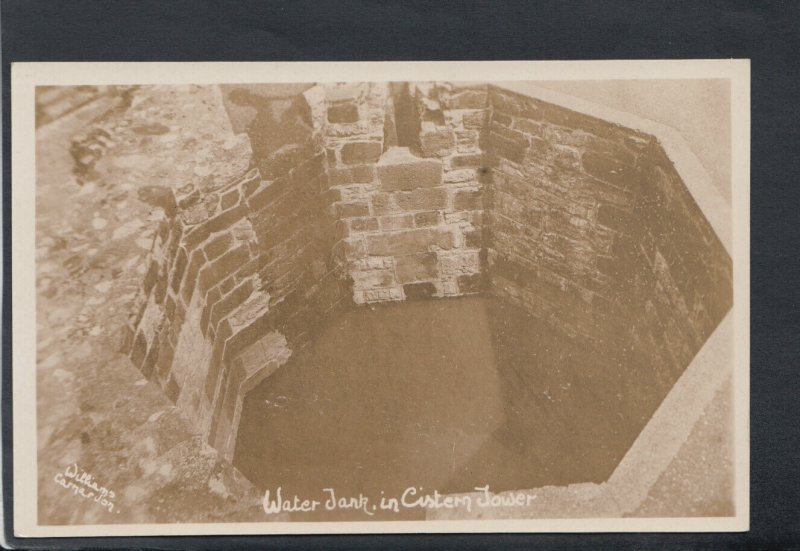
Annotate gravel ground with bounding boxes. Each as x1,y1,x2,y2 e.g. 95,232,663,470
34,85,272,524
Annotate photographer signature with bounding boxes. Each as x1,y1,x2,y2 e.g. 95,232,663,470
53,462,117,513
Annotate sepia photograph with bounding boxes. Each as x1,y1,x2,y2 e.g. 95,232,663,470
11,61,750,536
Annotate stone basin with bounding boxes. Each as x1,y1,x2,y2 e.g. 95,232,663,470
234,295,670,521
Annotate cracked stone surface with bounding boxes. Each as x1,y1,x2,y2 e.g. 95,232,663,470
35,85,271,524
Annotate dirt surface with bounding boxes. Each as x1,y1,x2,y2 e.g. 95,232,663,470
235,295,676,522
34,86,268,524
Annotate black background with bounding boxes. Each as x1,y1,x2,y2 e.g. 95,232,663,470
2,0,799,549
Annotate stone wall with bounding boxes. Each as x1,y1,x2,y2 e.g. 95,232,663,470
123,81,733,464
124,85,352,461
483,85,732,378
626,144,732,384
327,82,488,302
484,85,653,349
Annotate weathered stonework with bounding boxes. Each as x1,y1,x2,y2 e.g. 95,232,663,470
124,81,732,467
124,84,352,461
483,85,731,388
322,82,489,304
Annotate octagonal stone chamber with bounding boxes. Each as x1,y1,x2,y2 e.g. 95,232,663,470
124,81,732,521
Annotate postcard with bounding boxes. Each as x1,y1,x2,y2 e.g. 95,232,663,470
10,59,750,537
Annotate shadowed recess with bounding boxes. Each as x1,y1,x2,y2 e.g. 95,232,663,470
234,295,668,521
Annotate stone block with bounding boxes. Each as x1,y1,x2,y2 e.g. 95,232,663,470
336,201,371,218
457,273,484,293
379,214,414,231
220,188,240,210
394,188,447,211
419,126,455,157
198,245,251,297
335,219,350,240
462,109,487,129
326,148,337,165
377,147,443,191
395,252,438,283
204,232,233,261
352,268,395,289
443,168,477,183
326,83,363,103
450,153,483,168
341,141,382,164
327,103,359,123
455,130,481,152
364,228,455,256
490,133,527,164
181,250,206,304
444,88,488,110
414,211,441,227
422,106,445,126
210,279,255,333
202,287,222,335
553,144,583,171
164,295,176,322
204,322,232,400
513,117,545,137
153,276,168,305
491,121,531,146
492,110,513,127
465,229,482,248
454,189,483,211
371,193,394,215
349,216,380,233
329,164,375,186
181,199,209,228
219,276,235,297
226,293,272,345
185,204,248,250
403,281,437,300
143,260,159,296
439,250,481,276
362,287,403,303
170,248,189,293
365,256,392,270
